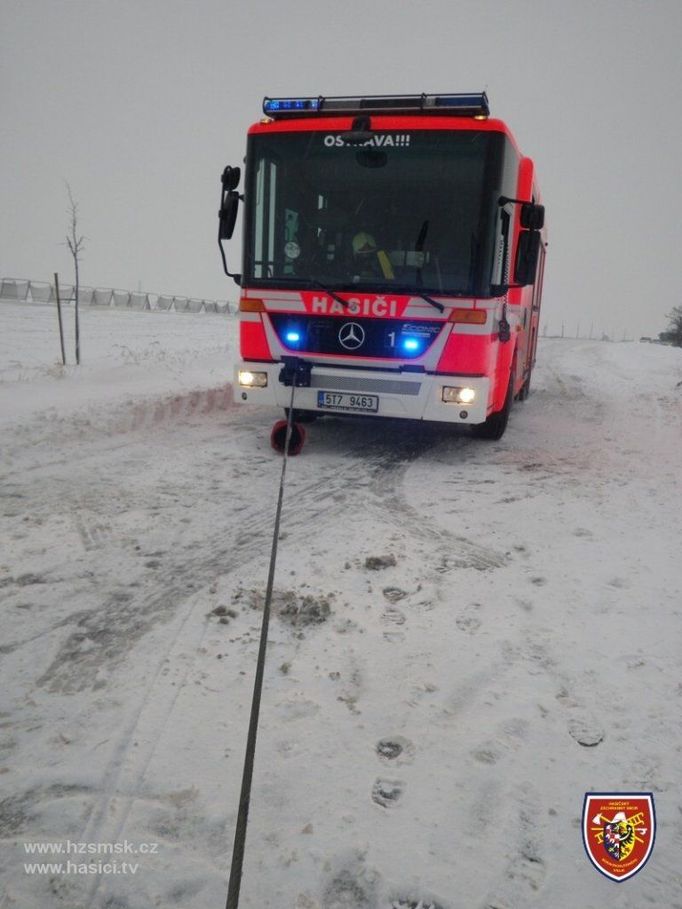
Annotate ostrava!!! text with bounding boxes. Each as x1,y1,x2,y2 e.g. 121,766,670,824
324,134,411,148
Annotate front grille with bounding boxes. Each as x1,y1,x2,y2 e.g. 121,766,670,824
309,374,421,395
269,314,443,359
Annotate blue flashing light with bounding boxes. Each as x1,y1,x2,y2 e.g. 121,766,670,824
263,97,320,115
432,93,490,115
401,337,422,353
285,330,301,345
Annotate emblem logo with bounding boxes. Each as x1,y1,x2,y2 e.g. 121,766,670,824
582,793,656,882
338,321,366,351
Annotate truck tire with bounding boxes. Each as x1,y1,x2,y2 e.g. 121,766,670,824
517,371,531,401
472,364,514,440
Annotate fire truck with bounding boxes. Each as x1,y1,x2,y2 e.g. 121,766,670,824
219,93,546,440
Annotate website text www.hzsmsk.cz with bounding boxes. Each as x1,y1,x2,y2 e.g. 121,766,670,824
22,840,159,876
23,839,158,856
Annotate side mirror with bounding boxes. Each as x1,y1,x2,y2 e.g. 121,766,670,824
219,191,240,240
520,202,545,231
221,165,241,191
218,164,242,284
514,230,541,286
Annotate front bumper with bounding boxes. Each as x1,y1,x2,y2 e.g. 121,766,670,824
234,362,490,424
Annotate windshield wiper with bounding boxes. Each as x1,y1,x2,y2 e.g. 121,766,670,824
413,292,444,314
305,278,349,308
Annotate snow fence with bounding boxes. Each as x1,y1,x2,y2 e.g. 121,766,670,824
0,278,233,314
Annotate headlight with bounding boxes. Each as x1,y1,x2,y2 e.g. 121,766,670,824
442,386,476,404
238,370,268,388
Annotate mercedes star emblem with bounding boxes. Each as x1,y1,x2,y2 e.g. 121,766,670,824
338,321,366,351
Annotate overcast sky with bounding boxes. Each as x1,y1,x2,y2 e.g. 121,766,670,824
2,0,681,339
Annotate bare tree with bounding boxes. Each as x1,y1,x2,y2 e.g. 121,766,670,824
65,182,85,364
661,305,682,347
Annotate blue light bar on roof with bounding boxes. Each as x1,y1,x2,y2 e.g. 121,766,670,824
262,93,490,119
430,94,489,111
263,97,321,114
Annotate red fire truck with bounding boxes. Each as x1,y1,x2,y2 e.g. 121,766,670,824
219,93,546,439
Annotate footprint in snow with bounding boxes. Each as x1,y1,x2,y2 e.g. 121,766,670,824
455,614,481,634
567,714,604,747
382,586,408,603
371,778,404,808
375,736,415,765
365,554,397,570
322,858,379,909
381,605,406,626
555,686,605,747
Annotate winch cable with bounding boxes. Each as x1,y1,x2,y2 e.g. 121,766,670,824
224,380,297,909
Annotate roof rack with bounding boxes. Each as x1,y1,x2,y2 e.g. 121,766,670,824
262,93,490,119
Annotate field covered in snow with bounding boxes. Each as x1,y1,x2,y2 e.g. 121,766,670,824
1,301,681,909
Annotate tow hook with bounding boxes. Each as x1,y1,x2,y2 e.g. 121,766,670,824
279,357,312,387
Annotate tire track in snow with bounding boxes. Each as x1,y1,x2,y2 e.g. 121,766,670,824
7,404,509,908
366,452,507,571
64,425,419,905
3,404,371,906
313,417,507,571
69,425,485,905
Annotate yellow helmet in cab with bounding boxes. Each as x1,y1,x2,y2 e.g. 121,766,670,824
352,231,377,254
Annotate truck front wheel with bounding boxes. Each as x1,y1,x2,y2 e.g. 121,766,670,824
517,371,531,401
472,365,514,440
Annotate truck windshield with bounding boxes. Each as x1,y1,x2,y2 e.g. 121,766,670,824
243,129,511,297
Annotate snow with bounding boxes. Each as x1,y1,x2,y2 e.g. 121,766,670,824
1,300,681,909
0,302,238,428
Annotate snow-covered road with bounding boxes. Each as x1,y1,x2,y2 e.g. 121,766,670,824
1,304,681,908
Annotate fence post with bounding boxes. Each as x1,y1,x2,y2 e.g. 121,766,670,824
54,273,67,365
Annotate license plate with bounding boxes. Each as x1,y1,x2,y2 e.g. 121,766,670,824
317,390,379,413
